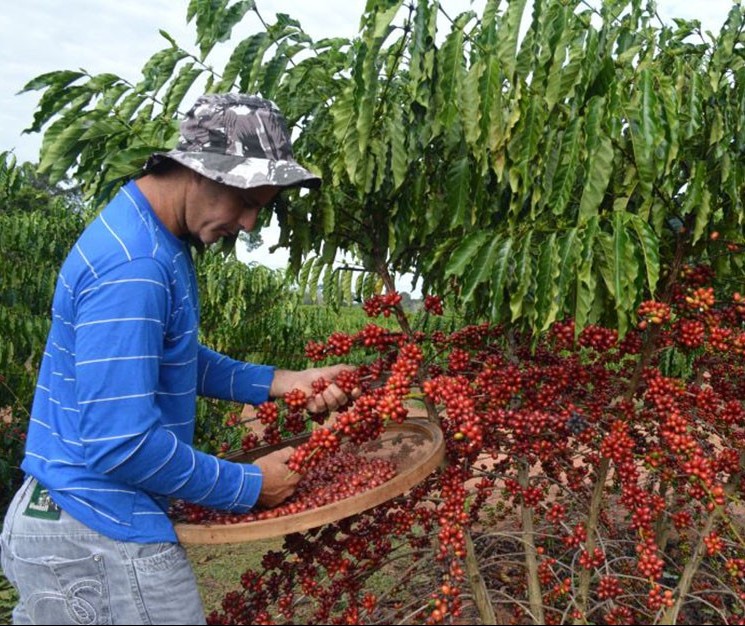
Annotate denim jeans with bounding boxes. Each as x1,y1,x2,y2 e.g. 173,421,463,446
1,477,206,625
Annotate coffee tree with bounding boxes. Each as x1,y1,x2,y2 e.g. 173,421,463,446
21,0,745,623
21,0,745,331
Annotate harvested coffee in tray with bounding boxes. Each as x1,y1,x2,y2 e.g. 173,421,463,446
172,419,444,544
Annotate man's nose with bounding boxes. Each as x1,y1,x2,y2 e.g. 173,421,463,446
238,208,259,232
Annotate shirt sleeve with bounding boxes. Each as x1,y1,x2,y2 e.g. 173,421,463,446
197,345,275,405
74,258,262,512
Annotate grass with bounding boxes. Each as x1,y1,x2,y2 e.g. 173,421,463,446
186,529,441,624
0,575,14,625
186,538,284,615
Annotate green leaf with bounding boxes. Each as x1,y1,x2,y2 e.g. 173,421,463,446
681,160,705,218
219,1,256,43
297,255,315,297
363,0,403,40
612,211,627,304
435,15,469,140
595,231,615,298
163,63,203,116
578,98,614,223
510,231,534,322
139,47,189,95
445,231,491,279
320,239,337,264
627,69,662,199
388,104,407,190
480,41,504,155
489,237,514,320
462,60,484,148
497,0,529,82
322,264,337,308
321,195,335,236
555,227,580,310
159,29,178,47
408,0,437,108
117,92,147,120
78,118,128,141
545,12,584,109
261,41,304,98
535,234,560,331
681,71,703,140
575,216,599,331
215,32,269,92
367,272,383,298
190,0,256,60
658,76,679,180
20,70,86,94
24,84,92,135
692,181,713,244
548,117,582,216
308,257,324,304
627,214,660,294
510,96,545,183
446,155,470,230
38,120,87,182
611,211,636,335
356,3,402,162
461,235,502,304
102,145,161,179
709,108,724,149
355,271,366,301
332,85,360,184
341,269,353,306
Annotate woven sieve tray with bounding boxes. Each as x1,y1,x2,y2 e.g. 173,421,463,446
174,419,444,544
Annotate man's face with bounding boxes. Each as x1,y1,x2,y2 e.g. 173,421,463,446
185,176,280,245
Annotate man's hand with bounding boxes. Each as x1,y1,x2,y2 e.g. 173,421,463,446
253,447,300,508
269,364,361,413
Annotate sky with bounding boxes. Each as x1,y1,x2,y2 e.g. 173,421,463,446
0,0,738,271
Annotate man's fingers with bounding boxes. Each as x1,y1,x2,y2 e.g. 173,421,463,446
306,383,349,413
254,447,300,507
268,446,295,463
321,384,348,409
284,470,301,487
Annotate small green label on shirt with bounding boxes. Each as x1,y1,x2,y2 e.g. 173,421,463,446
23,482,61,520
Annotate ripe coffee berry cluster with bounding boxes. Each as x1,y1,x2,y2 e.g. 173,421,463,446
637,300,672,329
287,428,340,474
362,292,403,317
424,295,444,315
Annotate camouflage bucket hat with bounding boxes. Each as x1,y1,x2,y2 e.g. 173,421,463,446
145,93,321,190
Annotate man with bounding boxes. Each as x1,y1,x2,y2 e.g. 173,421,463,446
1,94,351,624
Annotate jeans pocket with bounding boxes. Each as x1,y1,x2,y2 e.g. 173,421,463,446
130,543,205,625
10,550,111,625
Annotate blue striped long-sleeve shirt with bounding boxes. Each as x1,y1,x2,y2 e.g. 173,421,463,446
21,180,274,542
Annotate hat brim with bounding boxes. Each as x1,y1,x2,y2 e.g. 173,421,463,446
146,150,322,190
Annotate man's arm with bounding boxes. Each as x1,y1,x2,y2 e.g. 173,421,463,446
197,342,358,413
74,259,264,511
